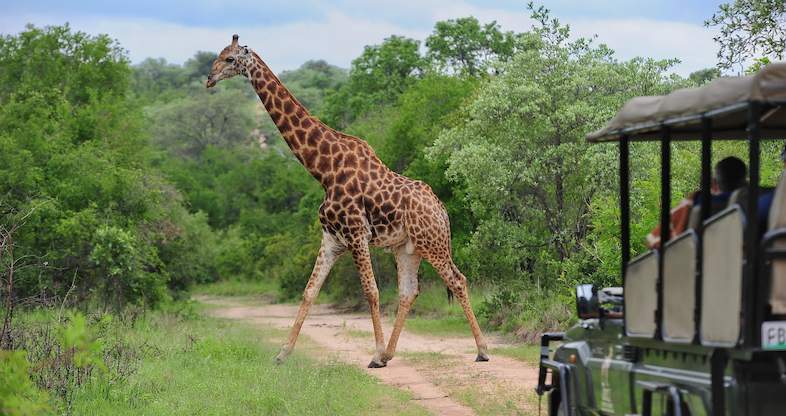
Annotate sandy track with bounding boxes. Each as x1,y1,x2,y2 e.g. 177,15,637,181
198,296,539,416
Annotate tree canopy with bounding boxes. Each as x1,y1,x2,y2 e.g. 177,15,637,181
426,17,520,76
706,0,786,72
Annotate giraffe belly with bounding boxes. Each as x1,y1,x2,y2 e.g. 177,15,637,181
370,223,408,250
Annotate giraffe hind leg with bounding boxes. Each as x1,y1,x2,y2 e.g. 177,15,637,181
433,259,489,362
382,246,421,364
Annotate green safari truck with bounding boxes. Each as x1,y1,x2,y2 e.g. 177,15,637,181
536,63,786,415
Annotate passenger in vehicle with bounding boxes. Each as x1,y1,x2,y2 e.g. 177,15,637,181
646,157,746,248
692,156,747,211
755,145,786,230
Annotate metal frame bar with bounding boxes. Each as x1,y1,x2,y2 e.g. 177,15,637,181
710,349,728,416
748,102,762,349
539,359,576,416
620,135,631,338
695,117,712,345
536,332,565,396
620,136,630,279
657,127,671,339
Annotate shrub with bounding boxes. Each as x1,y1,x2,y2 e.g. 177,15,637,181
0,350,51,416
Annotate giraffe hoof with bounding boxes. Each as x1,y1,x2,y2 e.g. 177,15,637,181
274,348,291,365
367,360,387,368
475,353,490,362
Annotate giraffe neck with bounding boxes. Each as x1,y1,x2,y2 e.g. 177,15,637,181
245,52,335,185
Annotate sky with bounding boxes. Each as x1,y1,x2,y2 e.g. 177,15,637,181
0,0,727,76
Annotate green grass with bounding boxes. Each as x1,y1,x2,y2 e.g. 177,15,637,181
68,308,427,415
341,327,372,339
454,386,533,416
408,283,487,317
380,282,489,337
492,343,541,366
403,316,475,337
191,279,281,299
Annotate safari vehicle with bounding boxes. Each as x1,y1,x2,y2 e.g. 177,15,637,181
536,63,786,415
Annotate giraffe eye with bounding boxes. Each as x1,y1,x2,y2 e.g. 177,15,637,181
225,57,235,63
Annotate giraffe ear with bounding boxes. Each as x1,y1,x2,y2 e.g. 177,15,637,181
231,34,239,47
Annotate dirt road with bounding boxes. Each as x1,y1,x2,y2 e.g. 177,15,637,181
199,296,540,416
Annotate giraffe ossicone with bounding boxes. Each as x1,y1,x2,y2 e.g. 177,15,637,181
206,34,490,367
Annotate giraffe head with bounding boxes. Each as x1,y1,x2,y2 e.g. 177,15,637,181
206,34,252,88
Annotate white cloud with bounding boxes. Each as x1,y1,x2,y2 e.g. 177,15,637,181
0,3,720,75
426,3,720,75
569,18,719,74
0,11,427,73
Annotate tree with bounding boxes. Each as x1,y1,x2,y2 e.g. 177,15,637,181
131,57,189,102
428,4,682,289
0,25,218,307
705,0,786,72
184,51,218,81
426,17,519,76
688,67,721,85
0,23,129,106
321,36,425,127
148,89,256,158
279,60,347,113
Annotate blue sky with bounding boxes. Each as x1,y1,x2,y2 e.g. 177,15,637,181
0,1,727,75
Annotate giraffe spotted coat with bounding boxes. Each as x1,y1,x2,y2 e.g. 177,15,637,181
206,35,488,368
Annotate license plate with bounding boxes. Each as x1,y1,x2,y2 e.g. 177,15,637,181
762,321,786,350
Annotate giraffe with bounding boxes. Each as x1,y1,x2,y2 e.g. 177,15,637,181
206,35,489,368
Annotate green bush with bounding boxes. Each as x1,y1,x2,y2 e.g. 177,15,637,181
0,350,51,416
0,25,219,307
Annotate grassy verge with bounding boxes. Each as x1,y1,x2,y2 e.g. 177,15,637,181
8,304,427,416
492,344,541,367
380,283,489,337
76,307,426,415
191,279,281,299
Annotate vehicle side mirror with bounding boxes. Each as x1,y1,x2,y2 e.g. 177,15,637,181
576,284,600,319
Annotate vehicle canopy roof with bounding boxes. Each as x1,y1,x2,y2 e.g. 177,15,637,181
587,62,786,142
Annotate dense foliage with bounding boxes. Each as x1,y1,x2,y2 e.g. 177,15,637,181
706,0,786,72
4,3,784,341
0,25,217,310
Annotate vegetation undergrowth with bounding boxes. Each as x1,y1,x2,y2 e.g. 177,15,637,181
190,278,281,300
2,303,427,415
491,344,542,367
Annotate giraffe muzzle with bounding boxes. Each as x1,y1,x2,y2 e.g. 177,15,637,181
206,76,217,88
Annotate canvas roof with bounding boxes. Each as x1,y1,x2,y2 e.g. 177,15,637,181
587,62,786,142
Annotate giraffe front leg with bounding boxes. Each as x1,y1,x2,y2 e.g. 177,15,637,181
275,233,344,364
382,248,421,364
351,243,387,368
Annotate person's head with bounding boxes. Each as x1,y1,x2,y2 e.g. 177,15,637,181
715,156,747,192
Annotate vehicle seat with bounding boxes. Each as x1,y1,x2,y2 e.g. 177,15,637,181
625,251,658,338
662,231,697,343
769,173,786,314
728,186,749,213
701,206,745,346
688,195,730,230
